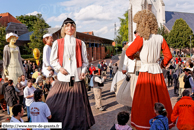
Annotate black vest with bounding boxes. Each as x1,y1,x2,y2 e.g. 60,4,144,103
184,75,191,88
93,75,104,88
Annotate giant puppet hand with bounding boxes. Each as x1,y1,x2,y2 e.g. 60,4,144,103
60,67,68,75
4,69,8,76
79,73,86,80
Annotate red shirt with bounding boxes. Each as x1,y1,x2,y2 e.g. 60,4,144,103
89,66,96,75
171,96,194,130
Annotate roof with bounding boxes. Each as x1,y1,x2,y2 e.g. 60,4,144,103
0,12,21,26
18,31,33,41
47,27,60,34
82,31,94,35
165,11,194,31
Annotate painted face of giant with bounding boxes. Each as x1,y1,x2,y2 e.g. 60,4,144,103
64,23,76,36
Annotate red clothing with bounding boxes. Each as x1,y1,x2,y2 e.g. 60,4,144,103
89,66,96,75
126,37,173,130
171,96,194,130
175,57,182,64
57,38,82,68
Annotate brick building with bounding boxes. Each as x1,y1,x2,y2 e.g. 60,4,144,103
48,28,113,62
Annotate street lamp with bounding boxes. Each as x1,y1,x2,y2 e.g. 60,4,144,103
190,35,192,57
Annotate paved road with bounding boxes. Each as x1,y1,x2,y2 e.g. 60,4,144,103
88,77,178,130
0,56,179,130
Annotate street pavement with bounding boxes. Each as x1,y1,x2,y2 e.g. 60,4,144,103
0,56,179,130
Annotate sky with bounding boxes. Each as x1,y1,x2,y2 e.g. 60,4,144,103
1,0,194,40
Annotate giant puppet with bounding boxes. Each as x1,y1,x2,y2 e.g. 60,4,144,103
46,18,95,129
3,32,25,85
42,34,53,77
126,10,174,129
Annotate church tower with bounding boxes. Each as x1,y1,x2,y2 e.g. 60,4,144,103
128,0,165,42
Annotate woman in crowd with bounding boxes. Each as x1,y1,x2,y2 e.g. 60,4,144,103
16,77,25,105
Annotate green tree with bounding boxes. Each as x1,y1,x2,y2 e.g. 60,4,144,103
167,18,194,50
158,24,169,41
114,35,122,45
27,16,48,59
16,14,50,31
118,11,128,43
0,25,6,59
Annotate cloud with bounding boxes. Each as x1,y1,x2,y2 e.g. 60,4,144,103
48,0,129,39
46,13,68,23
164,0,194,13
94,26,108,35
74,5,113,21
26,11,41,16
55,25,61,28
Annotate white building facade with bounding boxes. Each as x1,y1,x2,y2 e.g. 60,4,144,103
128,0,165,41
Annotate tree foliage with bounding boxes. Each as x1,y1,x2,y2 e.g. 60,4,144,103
16,14,50,32
27,16,48,59
0,25,6,59
158,24,169,41
114,35,122,45
118,11,128,43
167,18,194,49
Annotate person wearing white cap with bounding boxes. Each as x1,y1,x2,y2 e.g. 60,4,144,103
42,33,53,77
3,32,25,85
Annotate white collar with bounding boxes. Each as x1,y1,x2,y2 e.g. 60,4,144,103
10,116,23,122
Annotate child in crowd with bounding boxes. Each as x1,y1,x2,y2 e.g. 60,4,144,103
93,70,106,111
110,111,132,130
149,103,168,130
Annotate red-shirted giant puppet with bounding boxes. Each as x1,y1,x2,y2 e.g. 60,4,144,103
126,10,174,129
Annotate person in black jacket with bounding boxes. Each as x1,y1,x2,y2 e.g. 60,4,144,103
4,80,19,117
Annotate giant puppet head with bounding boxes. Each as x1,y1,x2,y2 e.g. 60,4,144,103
61,18,76,38
133,10,158,40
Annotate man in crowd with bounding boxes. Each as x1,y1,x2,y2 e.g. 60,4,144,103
4,80,19,117
30,89,51,126
24,79,36,122
173,61,182,95
89,64,96,77
32,68,39,79
171,90,194,129
98,62,101,75
8,104,24,130
184,68,194,94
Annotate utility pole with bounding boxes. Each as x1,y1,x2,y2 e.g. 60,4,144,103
114,23,117,55
190,35,192,57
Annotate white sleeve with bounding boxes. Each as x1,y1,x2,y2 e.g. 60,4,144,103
94,77,104,84
44,104,51,118
189,77,194,90
81,41,89,73
50,40,62,72
122,54,128,70
23,88,28,98
43,46,50,67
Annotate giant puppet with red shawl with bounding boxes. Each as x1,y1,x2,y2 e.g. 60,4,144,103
46,18,95,130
